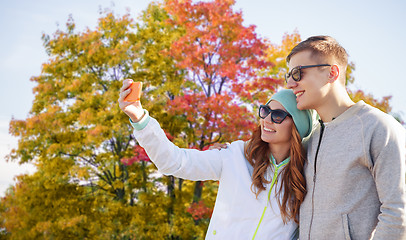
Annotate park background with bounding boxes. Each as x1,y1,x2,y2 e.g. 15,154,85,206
0,0,405,238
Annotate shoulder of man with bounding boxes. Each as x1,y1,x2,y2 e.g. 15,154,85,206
355,101,404,132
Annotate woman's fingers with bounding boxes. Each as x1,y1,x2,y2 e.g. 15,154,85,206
119,88,131,101
120,79,133,92
209,142,229,150
119,79,135,102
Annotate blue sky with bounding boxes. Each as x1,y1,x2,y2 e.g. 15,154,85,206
1,0,405,195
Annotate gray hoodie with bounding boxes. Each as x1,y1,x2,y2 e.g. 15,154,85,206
300,101,406,240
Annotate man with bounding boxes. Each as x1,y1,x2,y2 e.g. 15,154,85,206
285,35,406,240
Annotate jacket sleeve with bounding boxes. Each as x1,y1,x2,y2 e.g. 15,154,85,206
369,118,406,239
132,117,223,181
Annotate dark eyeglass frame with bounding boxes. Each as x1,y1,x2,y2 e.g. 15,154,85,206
258,105,292,124
285,64,331,83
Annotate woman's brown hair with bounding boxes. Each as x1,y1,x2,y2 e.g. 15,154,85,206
244,124,307,224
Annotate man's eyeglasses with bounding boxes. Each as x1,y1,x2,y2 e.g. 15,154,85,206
259,105,291,124
285,64,331,83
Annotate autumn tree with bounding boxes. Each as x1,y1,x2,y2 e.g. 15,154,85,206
3,4,182,239
1,170,100,239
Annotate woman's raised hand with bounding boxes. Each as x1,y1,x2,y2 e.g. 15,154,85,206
118,79,145,122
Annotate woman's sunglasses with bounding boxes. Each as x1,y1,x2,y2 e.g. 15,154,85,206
259,105,291,124
285,64,331,83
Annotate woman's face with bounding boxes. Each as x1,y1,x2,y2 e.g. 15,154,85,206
260,100,293,146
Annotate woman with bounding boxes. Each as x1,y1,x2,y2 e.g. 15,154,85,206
118,79,313,240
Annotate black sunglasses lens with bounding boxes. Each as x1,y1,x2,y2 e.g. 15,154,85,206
292,68,301,81
285,68,301,82
271,110,288,123
259,106,289,124
259,105,270,119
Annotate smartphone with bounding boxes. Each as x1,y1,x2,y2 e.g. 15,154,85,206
124,82,143,102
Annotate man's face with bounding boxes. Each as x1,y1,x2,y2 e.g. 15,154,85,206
286,50,331,110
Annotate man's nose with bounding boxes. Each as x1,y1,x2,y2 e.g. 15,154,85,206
285,77,296,89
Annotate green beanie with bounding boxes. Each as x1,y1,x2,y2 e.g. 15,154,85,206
266,89,313,139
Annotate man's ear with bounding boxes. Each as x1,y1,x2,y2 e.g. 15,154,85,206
328,65,340,83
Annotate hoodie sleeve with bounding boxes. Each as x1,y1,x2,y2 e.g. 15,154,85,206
132,117,223,181
369,116,406,240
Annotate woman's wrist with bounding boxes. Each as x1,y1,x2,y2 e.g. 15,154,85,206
128,108,145,123
129,109,150,130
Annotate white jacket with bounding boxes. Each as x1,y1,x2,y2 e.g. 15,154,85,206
132,117,298,239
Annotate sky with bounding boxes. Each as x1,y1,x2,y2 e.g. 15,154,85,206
1,0,405,196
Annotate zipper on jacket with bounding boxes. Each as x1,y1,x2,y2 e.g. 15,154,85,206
252,156,289,240
307,120,325,240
